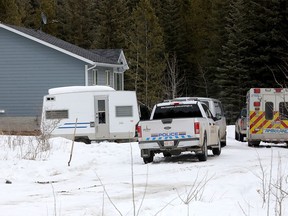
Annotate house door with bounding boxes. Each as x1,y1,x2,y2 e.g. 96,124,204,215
94,96,109,139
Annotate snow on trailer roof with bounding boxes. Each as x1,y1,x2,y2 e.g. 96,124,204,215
48,86,115,94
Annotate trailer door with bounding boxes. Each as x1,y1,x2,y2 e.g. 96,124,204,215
94,96,109,138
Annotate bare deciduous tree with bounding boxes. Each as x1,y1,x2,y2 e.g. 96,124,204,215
164,52,184,99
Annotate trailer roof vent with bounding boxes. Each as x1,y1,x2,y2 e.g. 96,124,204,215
46,97,55,101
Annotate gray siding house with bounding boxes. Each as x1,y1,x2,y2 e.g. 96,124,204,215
0,23,129,132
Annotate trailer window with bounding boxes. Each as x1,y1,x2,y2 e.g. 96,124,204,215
116,106,133,117
98,100,106,124
46,110,68,119
153,104,202,120
265,102,273,120
279,102,288,120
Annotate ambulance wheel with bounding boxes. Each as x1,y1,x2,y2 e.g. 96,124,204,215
248,140,260,147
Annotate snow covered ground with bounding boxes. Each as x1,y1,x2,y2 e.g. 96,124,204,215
1,126,288,216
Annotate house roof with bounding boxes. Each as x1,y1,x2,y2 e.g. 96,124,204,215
91,49,122,63
0,23,123,66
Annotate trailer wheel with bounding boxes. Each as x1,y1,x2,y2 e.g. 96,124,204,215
75,137,91,144
198,132,208,162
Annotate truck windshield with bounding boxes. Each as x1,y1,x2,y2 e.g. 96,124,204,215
153,104,203,120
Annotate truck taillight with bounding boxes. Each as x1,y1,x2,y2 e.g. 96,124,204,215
194,122,200,134
254,88,261,94
137,125,142,138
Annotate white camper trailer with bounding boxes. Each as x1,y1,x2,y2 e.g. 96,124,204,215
41,86,139,144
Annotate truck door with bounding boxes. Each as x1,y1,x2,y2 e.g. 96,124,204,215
262,94,275,134
276,93,288,129
94,96,109,138
202,104,218,144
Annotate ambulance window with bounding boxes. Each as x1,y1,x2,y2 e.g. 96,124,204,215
265,102,273,120
279,102,288,120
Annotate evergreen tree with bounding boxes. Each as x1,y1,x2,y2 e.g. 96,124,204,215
57,0,96,48
126,0,166,108
152,0,194,97
92,0,130,49
247,0,288,87
0,0,22,25
217,0,250,123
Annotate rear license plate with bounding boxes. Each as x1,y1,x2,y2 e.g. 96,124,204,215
164,141,174,147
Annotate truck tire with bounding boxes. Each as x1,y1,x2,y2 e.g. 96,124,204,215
239,133,244,142
212,136,221,156
143,153,154,164
235,131,239,141
163,152,171,157
198,133,208,162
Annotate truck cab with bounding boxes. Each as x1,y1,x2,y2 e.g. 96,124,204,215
137,100,221,163
173,97,227,146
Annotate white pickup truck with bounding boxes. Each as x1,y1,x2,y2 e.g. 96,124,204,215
137,100,221,163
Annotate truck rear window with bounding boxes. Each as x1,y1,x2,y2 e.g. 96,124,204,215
153,104,202,120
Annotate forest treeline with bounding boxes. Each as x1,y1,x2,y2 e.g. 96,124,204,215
1,0,288,123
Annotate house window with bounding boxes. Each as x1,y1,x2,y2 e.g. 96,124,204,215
46,110,68,119
114,73,123,90
106,70,111,86
92,69,98,85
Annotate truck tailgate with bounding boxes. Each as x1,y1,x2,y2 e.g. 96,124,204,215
138,118,199,142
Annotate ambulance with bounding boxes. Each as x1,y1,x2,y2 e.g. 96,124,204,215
246,88,288,146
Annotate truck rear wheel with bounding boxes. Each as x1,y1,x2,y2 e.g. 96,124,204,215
163,152,171,157
143,152,154,164
239,133,244,142
212,136,221,156
235,131,239,141
198,133,208,162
